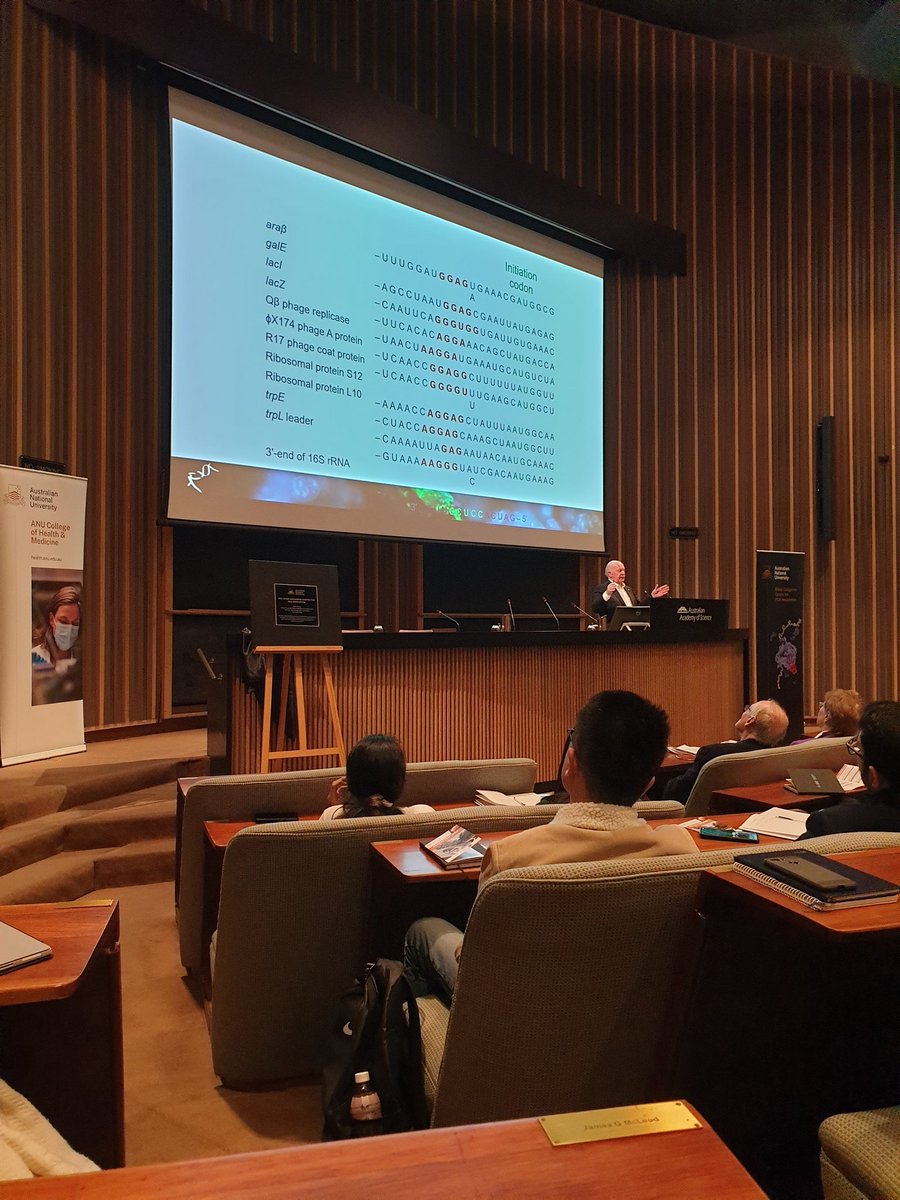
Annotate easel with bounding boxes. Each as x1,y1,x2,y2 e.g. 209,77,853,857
256,646,346,774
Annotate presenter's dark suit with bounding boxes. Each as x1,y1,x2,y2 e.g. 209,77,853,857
663,738,769,805
591,582,639,621
802,790,900,838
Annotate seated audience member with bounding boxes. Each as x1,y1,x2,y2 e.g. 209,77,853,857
663,699,790,805
320,734,434,819
404,690,698,1004
803,701,900,837
793,688,862,742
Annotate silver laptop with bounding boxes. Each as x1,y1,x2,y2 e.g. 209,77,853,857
0,920,52,975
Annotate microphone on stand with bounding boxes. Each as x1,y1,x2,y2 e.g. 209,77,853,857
571,602,599,631
506,598,517,632
436,609,460,631
542,596,561,631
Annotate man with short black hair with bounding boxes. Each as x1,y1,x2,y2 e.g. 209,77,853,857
404,690,698,1004
663,698,789,805
803,700,900,837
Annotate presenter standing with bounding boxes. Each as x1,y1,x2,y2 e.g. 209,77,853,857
591,560,669,622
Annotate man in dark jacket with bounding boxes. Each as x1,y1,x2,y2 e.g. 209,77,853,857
591,560,669,622
803,701,900,837
663,699,789,805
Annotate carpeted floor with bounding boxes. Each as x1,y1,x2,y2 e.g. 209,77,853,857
88,881,322,1166
0,730,208,787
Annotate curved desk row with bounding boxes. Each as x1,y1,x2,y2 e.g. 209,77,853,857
213,630,749,779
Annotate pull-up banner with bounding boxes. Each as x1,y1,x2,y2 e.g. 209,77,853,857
0,466,88,766
755,550,804,743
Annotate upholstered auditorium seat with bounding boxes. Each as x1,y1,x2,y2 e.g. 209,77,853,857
683,736,853,816
420,831,900,1128
820,1107,900,1200
208,800,559,1085
176,757,538,976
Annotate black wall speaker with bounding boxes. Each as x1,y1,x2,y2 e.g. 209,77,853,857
815,415,836,541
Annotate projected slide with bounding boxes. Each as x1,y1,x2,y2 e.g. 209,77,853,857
167,92,605,552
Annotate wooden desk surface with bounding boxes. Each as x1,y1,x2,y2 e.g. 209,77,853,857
0,1106,765,1199
0,901,118,1005
701,847,900,936
205,809,790,870
370,813,788,883
203,804,479,851
661,749,696,771
176,776,206,800
205,819,293,848
372,831,511,881
709,778,841,813
654,813,787,848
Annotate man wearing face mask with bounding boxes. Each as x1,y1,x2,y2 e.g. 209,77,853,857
32,585,82,672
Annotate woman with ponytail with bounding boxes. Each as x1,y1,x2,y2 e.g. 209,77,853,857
321,734,434,819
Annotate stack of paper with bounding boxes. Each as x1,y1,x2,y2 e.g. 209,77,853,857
738,808,809,841
474,790,551,807
836,764,864,791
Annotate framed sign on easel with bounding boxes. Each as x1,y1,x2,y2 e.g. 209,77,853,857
248,561,345,773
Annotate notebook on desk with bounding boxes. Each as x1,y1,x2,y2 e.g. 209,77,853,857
0,920,52,976
733,849,900,911
738,808,808,840
785,765,864,795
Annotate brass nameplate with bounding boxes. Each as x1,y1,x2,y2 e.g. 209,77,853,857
539,1101,701,1146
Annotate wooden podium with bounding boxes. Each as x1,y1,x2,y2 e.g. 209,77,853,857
256,646,346,774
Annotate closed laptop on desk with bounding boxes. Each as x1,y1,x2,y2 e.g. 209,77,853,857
0,920,52,975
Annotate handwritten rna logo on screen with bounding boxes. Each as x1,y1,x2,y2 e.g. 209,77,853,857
186,463,219,494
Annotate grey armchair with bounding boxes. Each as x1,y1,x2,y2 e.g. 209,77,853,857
683,736,852,816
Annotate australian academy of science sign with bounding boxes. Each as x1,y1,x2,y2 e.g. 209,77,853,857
0,465,88,766
649,598,729,637
755,550,805,743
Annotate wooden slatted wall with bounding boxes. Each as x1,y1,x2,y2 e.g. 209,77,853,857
1,0,165,728
2,0,896,729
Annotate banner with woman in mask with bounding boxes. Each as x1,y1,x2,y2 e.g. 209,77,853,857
0,465,88,765
31,579,83,706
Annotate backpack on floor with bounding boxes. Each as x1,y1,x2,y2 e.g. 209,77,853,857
321,958,429,1140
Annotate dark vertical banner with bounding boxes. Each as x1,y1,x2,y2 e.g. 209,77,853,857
755,551,805,742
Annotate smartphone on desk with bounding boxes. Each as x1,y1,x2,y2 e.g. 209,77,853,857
764,855,854,892
698,826,759,843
